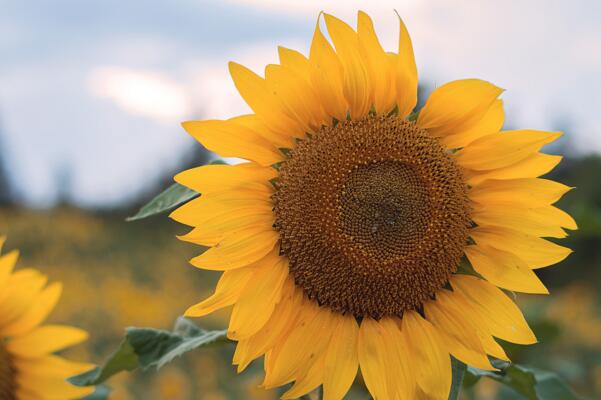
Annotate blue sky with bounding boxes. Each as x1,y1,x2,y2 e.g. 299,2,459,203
1,0,600,207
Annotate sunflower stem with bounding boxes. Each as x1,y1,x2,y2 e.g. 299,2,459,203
448,357,467,400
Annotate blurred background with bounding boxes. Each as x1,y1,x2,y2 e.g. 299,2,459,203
1,1,600,399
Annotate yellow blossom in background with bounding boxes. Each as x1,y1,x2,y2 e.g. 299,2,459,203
546,283,601,349
0,236,94,400
106,373,133,400
174,11,575,400
152,366,191,400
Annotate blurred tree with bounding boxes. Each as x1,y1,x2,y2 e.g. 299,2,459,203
54,162,74,206
0,115,14,205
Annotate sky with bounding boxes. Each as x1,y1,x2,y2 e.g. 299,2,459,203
1,0,600,207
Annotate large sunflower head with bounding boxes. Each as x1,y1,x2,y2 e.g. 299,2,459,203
0,237,95,400
173,11,576,399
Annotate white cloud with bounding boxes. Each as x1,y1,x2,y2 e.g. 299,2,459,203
88,66,192,123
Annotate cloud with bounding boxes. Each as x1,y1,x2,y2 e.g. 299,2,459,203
88,66,192,123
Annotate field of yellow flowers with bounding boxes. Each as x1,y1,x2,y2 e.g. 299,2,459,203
0,206,275,400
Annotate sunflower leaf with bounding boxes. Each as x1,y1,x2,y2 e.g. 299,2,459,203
126,183,198,221
465,361,580,400
448,357,467,400
68,339,138,386
69,318,229,386
129,325,229,369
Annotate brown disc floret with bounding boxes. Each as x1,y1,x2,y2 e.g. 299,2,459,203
273,116,471,319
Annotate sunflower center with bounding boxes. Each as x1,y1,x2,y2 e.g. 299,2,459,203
273,116,471,319
0,342,17,400
339,160,430,262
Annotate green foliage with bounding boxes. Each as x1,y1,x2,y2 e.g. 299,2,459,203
69,318,228,387
465,360,580,400
449,358,467,400
126,183,197,221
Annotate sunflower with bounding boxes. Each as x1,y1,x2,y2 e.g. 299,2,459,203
0,237,94,400
173,11,576,399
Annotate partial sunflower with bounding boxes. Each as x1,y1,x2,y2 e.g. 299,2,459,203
0,237,95,400
173,11,576,400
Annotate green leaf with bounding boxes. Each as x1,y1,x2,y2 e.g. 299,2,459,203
448,357,466,400
69,318,228,386
466,360,580,400
126,183,198,221
69,340,138,386
129,322,228,370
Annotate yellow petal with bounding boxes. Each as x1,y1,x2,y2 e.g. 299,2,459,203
323,314,359,400
357,11,396,115
232,281,302,372
16,373,95,399
177,209,274,247
174,162,276,194
324,13,371,119
470,226,572,269
395,14,418,118
450,275,537,344
424,292,495,370
231,113,295,149
439,99,505,149
358,318,389,400
402,311,452,400
536,206,577,230
0,249,19,290
478,331,510,362
182,119,283,166
281,353,325,399
265,63,327,131
0,282,62,337
0,270,47,328
228,253,289,340
7,325,88,357
14,354,94,378
417,79,502,133
262,301,330,388
470,178,572,207
309,15,348,121
278,46,311,82
465,245,548,294
189,227,279,271
170,189,272,228
228,61,305,138
184,267,255,317
455,130,562,171
379,318,416,399
467,153,562,185
433,289,511,362
472,205,572,238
